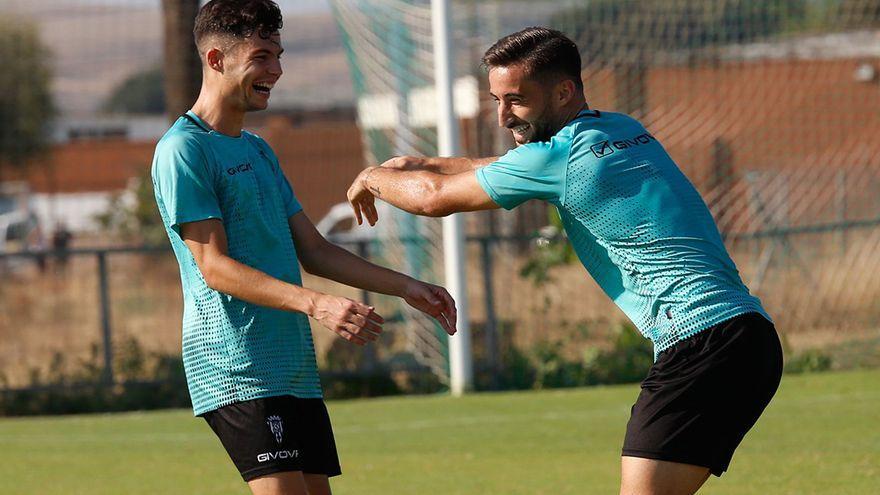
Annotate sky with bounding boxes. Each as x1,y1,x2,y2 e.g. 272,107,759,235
0,0,349,116
121,0,332,14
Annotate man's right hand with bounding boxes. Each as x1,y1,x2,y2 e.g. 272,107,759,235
347,166,380,226
310,294,384,345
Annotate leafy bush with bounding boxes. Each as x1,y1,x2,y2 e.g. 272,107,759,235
0,336,443,416
785,349,833,374
487,322,654,391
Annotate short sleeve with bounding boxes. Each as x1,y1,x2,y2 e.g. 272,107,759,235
275,163,303,218
249,133,302,217
151,134,222,233
475,138,569,210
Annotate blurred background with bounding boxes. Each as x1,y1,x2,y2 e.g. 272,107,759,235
1,0,879,415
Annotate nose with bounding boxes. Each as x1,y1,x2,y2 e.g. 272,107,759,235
497,101,511,128
269,57,283,77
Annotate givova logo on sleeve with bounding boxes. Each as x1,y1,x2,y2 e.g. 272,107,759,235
590,140,614,158
591,132,658,159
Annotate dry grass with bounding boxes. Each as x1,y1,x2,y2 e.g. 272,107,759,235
2,234,879,388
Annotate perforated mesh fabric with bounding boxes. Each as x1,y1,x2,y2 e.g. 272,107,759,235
152,113,321,416
477,110,769,357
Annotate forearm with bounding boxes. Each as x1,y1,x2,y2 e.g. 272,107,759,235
385,155,497,175
303,240,412,297
201,253,322,316
363,167,449,216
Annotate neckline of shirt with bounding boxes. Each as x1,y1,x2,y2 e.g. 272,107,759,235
184,111,245,140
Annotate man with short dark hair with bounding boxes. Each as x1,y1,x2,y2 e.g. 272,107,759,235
347,26,782,495
152,2,456,494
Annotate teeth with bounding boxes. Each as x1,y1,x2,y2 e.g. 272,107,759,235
255,82,275,89
512,124,529,133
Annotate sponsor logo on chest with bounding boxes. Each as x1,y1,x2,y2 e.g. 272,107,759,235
226,162,253,176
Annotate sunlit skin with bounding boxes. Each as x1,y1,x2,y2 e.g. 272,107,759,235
191,32,284,136
488,64,584,145
345,64,588,226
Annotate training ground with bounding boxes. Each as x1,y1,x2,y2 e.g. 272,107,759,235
0,369,877,494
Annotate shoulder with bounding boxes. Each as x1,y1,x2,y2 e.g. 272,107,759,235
156,120,208,157
243,130,276,154
152,123,212,177
497,133,573,169
571,111,649,148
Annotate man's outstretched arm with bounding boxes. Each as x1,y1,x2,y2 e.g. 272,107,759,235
181,219,385,345
347,166,500,225
380,155,498,175
288,211,457,335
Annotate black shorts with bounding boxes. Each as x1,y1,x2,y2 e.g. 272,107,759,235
622,312,783,476
202,395,342,482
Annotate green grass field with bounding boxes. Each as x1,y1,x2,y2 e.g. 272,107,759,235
1,369,877,494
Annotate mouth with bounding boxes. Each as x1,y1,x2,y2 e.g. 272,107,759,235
508,124,532,138
253,81,275,96
508,123,530,139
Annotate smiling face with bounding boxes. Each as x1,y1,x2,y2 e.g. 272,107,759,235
220,32,284,112
488,64,561,145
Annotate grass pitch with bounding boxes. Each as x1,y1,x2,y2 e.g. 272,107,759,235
0,369,877,494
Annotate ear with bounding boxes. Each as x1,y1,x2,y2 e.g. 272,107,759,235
205,47,225,73
555,79,576,108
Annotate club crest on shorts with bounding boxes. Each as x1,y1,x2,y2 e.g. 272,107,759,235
266,415,284,444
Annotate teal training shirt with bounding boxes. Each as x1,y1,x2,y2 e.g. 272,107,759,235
476,110,770,357
152,111,322,416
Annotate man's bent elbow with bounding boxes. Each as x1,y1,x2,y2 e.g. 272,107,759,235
198,256,226,291
415,189,451,217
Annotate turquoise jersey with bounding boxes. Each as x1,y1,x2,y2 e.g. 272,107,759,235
476,110,769,357
151,111,322,416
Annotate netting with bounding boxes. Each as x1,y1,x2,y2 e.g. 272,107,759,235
1,0,879,391
331,0,880,378
332,0,454,380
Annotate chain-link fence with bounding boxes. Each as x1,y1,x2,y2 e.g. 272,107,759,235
333,0,880,378
1,1,879,401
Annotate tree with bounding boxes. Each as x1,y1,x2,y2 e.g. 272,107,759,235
94,167,166,246
162,0,201,121
102,67,165,115
0,19,55,175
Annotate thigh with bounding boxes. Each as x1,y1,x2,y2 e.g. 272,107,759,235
620,456,710,495
304,474,332,495
248,471,309,495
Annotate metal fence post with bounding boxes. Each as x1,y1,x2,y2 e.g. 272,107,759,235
836,170,846,253
479,237,499,388
356,240,376,372
97,251,114,386
356,240,372,306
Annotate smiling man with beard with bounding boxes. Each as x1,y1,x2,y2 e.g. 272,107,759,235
151,2,457,494
347,26,782,495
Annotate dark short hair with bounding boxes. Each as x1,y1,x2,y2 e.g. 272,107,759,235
482,27,583,90
194,0,283,51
